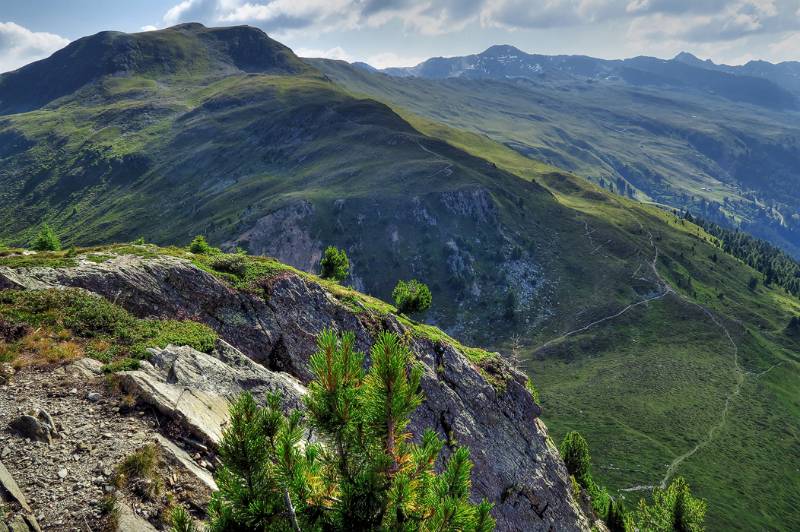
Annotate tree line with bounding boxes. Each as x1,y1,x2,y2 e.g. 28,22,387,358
682,212,800,297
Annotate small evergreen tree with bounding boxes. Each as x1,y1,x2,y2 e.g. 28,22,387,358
633,476,706,532
787,316,800,336
206,392,320,531
188,235,215,254
392,279,432,315
319,246,349,282
31,224,61,251
605,498,627,532
748,276,758,291
559,431,592,486
201,329,494,532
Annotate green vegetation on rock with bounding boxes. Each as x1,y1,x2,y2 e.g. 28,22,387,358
0,288,217,369
319,245,349,283
392,279,432,315
203,329,494,532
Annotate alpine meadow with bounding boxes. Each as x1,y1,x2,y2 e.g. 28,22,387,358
0,4,798,532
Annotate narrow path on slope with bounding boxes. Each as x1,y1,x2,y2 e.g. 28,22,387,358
416,141,453,178
531,220,671,355
655,300,744,488
532,217,746,491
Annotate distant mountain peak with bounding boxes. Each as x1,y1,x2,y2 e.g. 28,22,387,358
169,22,207,31
673,51,715,67
481,44,525,57
0,23,313,114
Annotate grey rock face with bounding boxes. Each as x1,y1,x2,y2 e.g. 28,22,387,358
0,460,40,532
119,340,306,446
224,200,322,271
114,500,158,532
0,257,592,531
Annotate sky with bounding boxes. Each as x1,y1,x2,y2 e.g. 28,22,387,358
1,0,799,73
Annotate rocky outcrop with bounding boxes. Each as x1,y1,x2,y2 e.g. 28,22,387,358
119,340,306,446
224,201,322,271
0,256,593,531
0,460,41,531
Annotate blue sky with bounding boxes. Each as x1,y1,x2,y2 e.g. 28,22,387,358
1,0,799,73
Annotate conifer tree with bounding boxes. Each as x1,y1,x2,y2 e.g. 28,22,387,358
319,246,349,282
559,431,592,485
199,329,494,532
633,476,706,532
31,223,61,251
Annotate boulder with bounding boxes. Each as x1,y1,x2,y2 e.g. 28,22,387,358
154,434,217,492
8,415,51,444
119,341,305,446
0,460,41,532
64,358,104,378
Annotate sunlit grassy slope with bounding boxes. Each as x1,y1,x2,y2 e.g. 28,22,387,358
387,109,800,530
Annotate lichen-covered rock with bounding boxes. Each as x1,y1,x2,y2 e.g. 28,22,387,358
119,340,306,446
0,257,593,531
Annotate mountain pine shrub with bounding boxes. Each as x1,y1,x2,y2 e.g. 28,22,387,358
188,235,217,254
201,329,494,532
633,476,706,532
319,245,349,282
31,224,61,251
560,431,591,485
392,279,432,315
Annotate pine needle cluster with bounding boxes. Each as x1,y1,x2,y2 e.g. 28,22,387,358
200,329,494,532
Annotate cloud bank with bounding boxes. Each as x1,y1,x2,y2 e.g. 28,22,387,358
159,0,800,43
0,22,69,73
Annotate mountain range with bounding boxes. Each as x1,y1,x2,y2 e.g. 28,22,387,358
0,24,799,530
330,45,800,258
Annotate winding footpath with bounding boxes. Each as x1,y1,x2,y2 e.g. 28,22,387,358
534,217,747,491
532,221,671,355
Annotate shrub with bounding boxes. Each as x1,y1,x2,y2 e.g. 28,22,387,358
203,329,495,532
560,431,592,487
31,224,61,251
633,477,706,531
0,289,217,367
188,235,216,254
115,443,163,500
319,245,349,282
210,253,247,277
170,506,198,532
392,279,432,314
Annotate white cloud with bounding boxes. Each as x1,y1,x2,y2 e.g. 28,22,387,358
0,22,70,73
295,45,352,61
157,0,800,62
293,45,425,68
769,31,800,61
364,51,428,68
140,25,159,32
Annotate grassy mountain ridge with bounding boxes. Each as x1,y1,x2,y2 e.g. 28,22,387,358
0,25,799,529
314,57,800,258
385,113,800,530
0,23,311,114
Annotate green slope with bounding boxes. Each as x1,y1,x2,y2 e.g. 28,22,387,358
384,115,800,529
0,24,799,529
312,58,800,258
